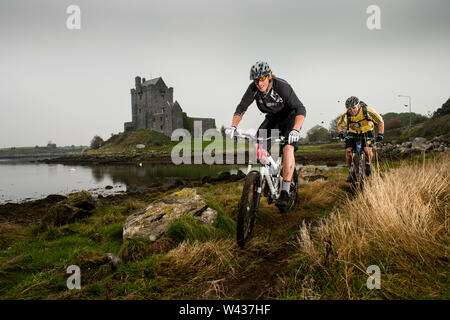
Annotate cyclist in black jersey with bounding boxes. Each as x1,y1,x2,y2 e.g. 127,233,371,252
225,61,306,209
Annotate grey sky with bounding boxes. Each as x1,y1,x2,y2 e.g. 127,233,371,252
1,0,449,147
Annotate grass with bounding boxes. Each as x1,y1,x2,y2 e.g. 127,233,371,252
288,154,449,299
0,154,448,299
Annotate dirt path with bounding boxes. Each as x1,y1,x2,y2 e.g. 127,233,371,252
224,241,297,299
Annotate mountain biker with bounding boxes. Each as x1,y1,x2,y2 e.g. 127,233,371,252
225,61,306,209
336,96,384,182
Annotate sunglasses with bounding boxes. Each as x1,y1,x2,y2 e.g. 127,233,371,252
254,75,268,83
348,103,359,110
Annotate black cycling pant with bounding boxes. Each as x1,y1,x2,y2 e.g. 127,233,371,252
256,111,298,155
345,131,374,150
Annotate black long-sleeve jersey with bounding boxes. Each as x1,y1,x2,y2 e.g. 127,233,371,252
234,78,306,120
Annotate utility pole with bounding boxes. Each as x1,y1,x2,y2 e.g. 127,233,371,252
397,94,412,128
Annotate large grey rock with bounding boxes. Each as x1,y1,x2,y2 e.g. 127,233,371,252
122,188,217,242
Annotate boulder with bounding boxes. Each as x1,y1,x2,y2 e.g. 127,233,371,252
298,166,328,182
43,191,97,226
66,190,97,211
236,169,246,180
45,194,68,203
411,137,427,150
123,188,217,242
105,253,122,270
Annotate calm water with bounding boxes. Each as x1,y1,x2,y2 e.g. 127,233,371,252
0,159,242,204
0,159,341,204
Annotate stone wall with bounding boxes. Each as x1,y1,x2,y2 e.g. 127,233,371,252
377,136,449,159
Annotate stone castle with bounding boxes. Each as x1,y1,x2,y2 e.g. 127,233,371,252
124,76,215,137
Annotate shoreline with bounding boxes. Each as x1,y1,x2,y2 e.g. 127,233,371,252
36,152,346,167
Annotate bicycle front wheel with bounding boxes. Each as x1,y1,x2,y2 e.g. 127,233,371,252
351,152,365,192
237,170,262,248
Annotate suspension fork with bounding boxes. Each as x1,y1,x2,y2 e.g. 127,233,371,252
250,170,264,212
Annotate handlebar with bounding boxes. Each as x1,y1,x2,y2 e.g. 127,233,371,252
234,130,286,143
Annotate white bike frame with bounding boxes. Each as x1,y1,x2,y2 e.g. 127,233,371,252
236,132,285,199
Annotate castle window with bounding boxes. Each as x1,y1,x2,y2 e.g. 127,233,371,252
160,125,163,130
160,117,162,121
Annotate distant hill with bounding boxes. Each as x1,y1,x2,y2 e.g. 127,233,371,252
0,145,87,159
383,98,450,143
88,130,175,154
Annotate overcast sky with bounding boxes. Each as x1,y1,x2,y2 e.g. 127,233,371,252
0,0,449,147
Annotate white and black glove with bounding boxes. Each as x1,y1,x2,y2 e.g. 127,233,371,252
288,129,300,144
225,126,236,139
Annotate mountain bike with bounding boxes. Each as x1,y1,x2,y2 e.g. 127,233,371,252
234,131,298,248
346,134,369,192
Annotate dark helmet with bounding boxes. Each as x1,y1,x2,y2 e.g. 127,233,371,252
250,61,272,80
345,96,360,109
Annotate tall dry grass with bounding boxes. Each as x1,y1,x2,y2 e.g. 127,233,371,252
155,239,238,298
297,156,449,299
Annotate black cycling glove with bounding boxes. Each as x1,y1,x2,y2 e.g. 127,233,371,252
376,133,384,142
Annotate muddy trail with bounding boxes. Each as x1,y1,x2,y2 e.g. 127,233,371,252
224,242,295,299
221,184,353,300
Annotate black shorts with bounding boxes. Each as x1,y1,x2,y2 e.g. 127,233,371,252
257,111,299,154
345,131,374,150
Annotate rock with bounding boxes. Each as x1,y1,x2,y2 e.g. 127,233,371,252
43,203,85,226
217,171,231,181
411,137,427,150
66,190,97,211
302,175,328,182
43,191,97,226
45,194,68,202
123,188,217,242
136,144,146,149
105,253,122,270
201,175,211,184
297,166,328,182
298,165,324,176
105,185,113,190
195,207,217,225
236,169,246,180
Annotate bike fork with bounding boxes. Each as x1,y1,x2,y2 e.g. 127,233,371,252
251,174,264,213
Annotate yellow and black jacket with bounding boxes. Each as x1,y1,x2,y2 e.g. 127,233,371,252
337,106,383,134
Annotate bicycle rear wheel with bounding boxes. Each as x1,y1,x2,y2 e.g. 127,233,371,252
237,170,262,248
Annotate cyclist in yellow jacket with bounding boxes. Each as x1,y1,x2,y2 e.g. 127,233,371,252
337,96,384,182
